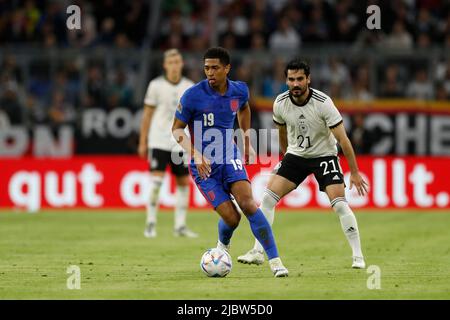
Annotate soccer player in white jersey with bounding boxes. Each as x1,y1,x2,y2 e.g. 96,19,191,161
238,59,369,268
138,49,198,238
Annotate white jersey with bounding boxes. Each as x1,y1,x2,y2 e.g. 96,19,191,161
144,76,194,152
273,88,343,158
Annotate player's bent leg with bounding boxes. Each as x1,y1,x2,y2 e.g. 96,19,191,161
239,175,296,265
230,180,288,277
144,171,165,238
325,184,365,269
173,175,198,238
215,201,241,252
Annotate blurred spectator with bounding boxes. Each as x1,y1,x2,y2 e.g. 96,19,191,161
1,55,23,84
302,4,329,43
220,32,237,50
96,17,116,46
415,8,437,41
23,93,46,126
107,68,133,107
416,32,432,49
318,57,351,96
406,69,434,100
250,33,266,50
445,33,450,50
331,0,358,42
0,80,24,125
435,59,450,82
235,62,256,96
435,82,449,101
352,29,385,50
47,90,76,127
114,33,133,49
84,65,105,108
379,64,404,98
442,66,450,95
188,35,208,52
217,1,249,45
7,8,28,43
28,66,52,105
39,1,67,45
261,57,288,98
158,11,188,50
250,0,276,34
328,82,346,99
347,65,373,101
348,113,372,154
333,16,356,42
122,0,149,47
267,0,289,14
23,0,42,42
437,12,450,43
268,15,301,52
383,21,413,50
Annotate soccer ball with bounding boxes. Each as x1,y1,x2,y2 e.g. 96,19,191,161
200,248,232,277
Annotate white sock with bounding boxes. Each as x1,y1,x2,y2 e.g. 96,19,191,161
174,185,189,230
146,175,163,225
331,197,363,258
254,189,279,252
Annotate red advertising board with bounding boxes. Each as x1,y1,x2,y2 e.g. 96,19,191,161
0,156,449,211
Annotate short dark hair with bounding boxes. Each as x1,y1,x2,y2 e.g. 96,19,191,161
284,59,310,77
203,47,230,66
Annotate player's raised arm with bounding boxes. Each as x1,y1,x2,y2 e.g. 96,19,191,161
237,102,256,164
330,122,369,196
138,105,155,158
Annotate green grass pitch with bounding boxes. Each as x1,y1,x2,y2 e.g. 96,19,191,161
0,209,449,299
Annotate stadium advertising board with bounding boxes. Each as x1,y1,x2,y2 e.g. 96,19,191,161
1,156,448,211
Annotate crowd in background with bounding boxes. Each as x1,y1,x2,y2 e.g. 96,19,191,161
0,0,449,153
1,0,449,50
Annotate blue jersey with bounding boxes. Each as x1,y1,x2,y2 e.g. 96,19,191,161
175,79,250,209
175,79,249,166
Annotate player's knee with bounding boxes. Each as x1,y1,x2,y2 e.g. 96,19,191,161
331,198,353,217
224,213,240,228
261,190,280,210
238,197,258,215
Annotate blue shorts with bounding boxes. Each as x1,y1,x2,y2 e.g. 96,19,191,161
190,162,249,209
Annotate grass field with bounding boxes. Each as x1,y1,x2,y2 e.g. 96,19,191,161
0,209,449,300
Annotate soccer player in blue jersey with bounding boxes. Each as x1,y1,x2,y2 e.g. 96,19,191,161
171,47,288,277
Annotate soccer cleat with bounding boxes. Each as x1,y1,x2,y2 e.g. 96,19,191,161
216,240,231,253
144,223,156,238
174,226,199,238
237,249,265,265
269,257,289,277
352,256,366,269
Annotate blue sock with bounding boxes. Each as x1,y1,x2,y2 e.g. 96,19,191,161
218,219,236,245
247,208,279,259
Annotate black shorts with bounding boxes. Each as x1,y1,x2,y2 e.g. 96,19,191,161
148,148,189,177
275,153,345,192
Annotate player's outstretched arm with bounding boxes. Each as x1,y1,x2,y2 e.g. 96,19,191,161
171,117,211,179
237,102,256,164
138,105,155,158
331,123,369,196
